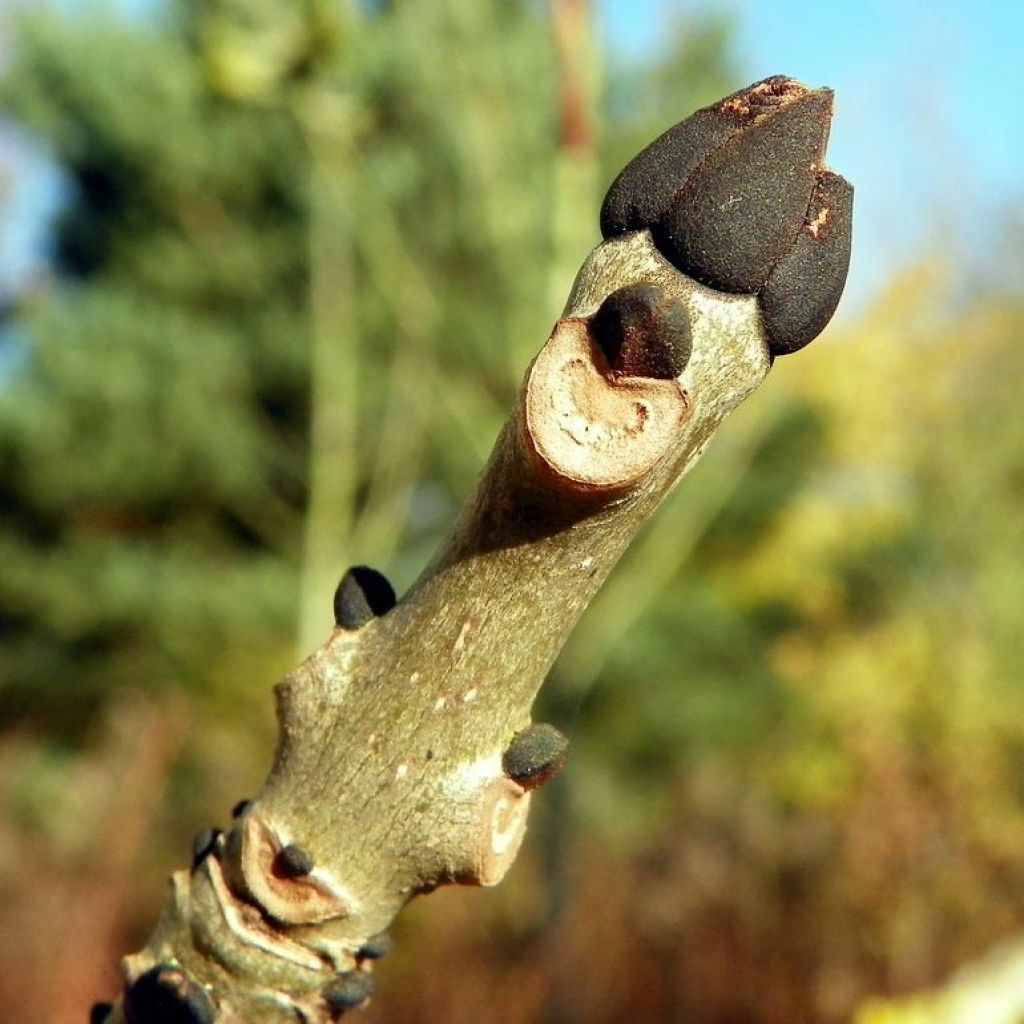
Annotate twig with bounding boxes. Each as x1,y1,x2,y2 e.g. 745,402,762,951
97,76,852,1024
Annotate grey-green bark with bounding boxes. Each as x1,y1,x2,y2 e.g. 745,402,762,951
108,229,770,1023
103,75,852,1023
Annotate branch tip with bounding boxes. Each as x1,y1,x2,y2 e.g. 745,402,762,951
599,74,852,353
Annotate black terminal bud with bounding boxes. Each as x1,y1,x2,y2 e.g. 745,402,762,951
124,965,215,1024
333,566,397,630
601,83,765,239
653,84,831,294
759,169,853,354
324,971,376,1015
191,828,221,870
600,76,852,354
276,843,315,878
590,282,692,379
90,1003,113,1024
502,723,569,791
230,798,250,819
356,931,393,961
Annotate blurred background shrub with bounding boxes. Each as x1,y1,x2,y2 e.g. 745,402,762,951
1,2,1023,1022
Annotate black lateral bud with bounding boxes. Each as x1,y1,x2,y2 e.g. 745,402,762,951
760,169,853,354
124,964,215,1024
191,828,221,870
356,931,393,960
276,843,315,878
590,282,692,379
90,1003,113,1024
502,723,569,790
230,798,250,819
324,971,376,1015
333,566,397,629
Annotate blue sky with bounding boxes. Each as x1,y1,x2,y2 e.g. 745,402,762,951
2,0,1022,313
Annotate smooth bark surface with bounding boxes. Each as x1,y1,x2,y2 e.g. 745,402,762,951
103,73,852,1023
108,230,770,1023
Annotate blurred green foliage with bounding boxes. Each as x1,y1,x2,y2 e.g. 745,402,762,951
3,2,1024,1023
0,0,734,725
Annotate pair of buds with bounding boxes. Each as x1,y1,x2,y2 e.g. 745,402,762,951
599,75,853,360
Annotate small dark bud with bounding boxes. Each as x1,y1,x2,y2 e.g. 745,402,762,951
276,843,315,878
356,931,393,960
333,566,397,629
231,799,250,819
759,169,853,355
600,76,852,351
191,828,220,870
590,282,691,379
324,971,376,1015
90,1003,113,1024
124,965,215,1024
502,723,569,790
